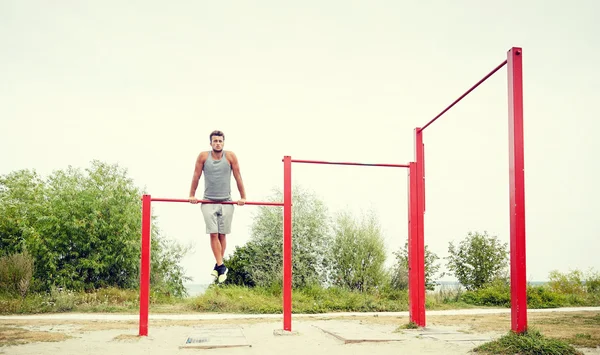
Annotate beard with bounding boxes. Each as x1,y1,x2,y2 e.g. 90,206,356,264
212,147,223,153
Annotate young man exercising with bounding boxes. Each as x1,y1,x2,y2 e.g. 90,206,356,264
188,130,246,283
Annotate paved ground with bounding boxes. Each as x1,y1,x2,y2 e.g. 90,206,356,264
1,307,599,355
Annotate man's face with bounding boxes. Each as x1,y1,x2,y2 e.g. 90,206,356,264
211,136,224,152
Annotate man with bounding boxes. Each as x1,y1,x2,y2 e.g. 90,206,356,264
188,130,246,283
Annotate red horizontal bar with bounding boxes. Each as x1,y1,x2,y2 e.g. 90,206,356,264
150,198,284,206
290,159,409,168
419,59,508,132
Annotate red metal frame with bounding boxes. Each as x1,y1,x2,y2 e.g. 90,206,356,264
283,156,293,331
407,163,422,325
410,129,426,327
507,47,527,333
284,157,409,332
139,194,151,336
412,47,526,333
138,196,284,336
420,60,508,131
291,159,409,168
151,198,283,206
138,46,526,336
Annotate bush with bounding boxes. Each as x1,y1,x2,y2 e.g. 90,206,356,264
474,328,582,355
548,269,586,295
389,261,409,290
225,186,333,288
446,231,509,291
150,233,192,298
460,279,511,307
330,210,387,292
527,285,575,308
585,270,600,294
0,251,34,298
392,242,444,291
428,284,464,305
0,161,190,296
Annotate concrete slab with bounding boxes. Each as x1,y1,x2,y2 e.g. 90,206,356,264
179,325,251,349
313,321,404,344
273,329,300,336
399,326,496,346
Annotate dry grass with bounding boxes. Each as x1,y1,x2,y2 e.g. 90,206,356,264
112,334,143,342
0,326,71,347
346,311,600,348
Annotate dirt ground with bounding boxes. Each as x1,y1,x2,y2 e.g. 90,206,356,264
1,310,599,355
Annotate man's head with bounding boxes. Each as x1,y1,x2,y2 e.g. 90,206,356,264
209,130,225,152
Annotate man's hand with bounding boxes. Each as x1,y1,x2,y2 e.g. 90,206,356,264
189,196,198,204
237,198,246,206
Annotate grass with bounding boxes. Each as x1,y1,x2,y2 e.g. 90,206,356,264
1,283,599,315
427,312,600,350
394,321,419,331
0,287,142,314
0,326,71,347
189,284,410,314
473,328,583,355
534,312,600,348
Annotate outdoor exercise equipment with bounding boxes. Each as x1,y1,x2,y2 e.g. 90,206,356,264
410,47,526,332
138,197,284,337
138,46,526,337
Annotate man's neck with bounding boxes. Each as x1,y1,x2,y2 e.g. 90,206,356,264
211,150,224,159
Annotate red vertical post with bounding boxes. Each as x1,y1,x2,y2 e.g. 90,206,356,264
139,194,151,336
414,128,426,327
283,156,292,331
407,163,420,324
507,47,527,333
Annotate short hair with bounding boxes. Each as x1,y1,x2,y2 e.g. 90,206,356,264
209,130,225,142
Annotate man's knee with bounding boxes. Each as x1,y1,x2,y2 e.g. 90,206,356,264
210,233,219,239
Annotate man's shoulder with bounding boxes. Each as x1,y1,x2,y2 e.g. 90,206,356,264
198,151,210,161
225,150,237,161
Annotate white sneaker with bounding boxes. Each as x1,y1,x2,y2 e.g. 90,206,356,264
210,264,218,279
217,265,228,284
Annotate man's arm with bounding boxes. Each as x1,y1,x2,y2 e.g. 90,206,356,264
188,152,206,203
229,151,246,205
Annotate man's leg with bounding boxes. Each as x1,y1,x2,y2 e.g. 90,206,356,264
214,235,228,283
215,204,234,283
201,204,221,279
219,234,226,258
210,233,224,265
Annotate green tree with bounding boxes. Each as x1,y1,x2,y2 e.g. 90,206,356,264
0,169,45,256
225,186,333,288
330,210,387,292
0,161,190,296
446,231,508,291
392,242,444,291
150,227,192,297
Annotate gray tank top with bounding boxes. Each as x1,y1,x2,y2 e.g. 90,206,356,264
203,151,232,201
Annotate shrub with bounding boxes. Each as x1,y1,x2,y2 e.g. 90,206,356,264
548,269,585,295
526,285,569,308
225,186,332,288
392,242,444,291
474,328,582,355
0,162,190,296
0,251,34,298
330,210,387,292
584,269,600,294
446,231,509,291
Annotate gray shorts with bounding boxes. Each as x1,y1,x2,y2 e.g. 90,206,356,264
200,202,235,234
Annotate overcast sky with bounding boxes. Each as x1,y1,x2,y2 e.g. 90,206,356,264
2,1,598,286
